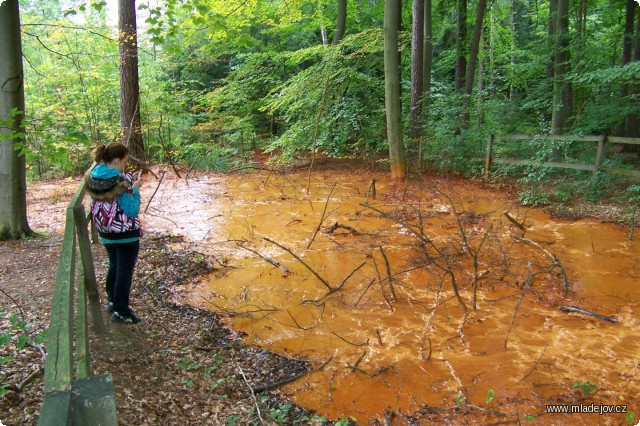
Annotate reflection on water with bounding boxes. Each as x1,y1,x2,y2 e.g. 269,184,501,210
176,169,640,424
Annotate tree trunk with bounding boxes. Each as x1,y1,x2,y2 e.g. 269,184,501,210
462,0,487,128
118,0,145,164
550,0,572,159
454,0,467,92
422,0,432,113
409,0,425,139
384,0,407,180
0,0,33,241
546,0,557,81
332,0,348,45
625,3,640,141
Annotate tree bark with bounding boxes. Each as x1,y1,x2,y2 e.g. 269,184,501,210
422,0,432,113
462,0,487,128
409,0,425,139
550,0,572,158
384,0,407,180
118,0,145,163
625,3,640,140
0,0,33,240
332,0,348,45
454,0,467,92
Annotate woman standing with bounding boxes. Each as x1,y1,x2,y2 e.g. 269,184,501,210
86,143,144,324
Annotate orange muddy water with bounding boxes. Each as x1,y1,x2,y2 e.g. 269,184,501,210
152,166,640,425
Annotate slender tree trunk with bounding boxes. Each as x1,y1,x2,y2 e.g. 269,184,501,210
625,4,640,141
0,0,32,240
547,0,557,81
551,0,572,159
409,0,425,139
384,0,407,180
462,0,487,128
332,0,348,45
422,0,433,112
455,0,467,92
118,0,145,163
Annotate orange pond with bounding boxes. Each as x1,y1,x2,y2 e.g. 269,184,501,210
153,169,640,424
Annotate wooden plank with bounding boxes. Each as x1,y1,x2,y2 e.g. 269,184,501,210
43,209,76,393
74,205,105,334
484,134,494,179
493,158,596,171
494,134,600,142
71,375,118,426
602,167,640,178
608,136,640,145
76,258,90,380
38,390,72,426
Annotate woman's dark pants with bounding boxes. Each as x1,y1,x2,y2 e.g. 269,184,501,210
104,241,139,314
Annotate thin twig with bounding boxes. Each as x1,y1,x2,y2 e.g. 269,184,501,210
234,360,265,424
519,345,548,382
330,331,369,347
307,182,338,249
379,246,397,301
263,237,332,290
512,236,569,295
239,245,290,274
503,211,527,232
504,263,533,349
144,170,166,213
0,288,25,322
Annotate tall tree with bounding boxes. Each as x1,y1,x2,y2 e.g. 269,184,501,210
551,0,572,144
0,0,33,240
118,0,145,163
454,0,467,92
625,3,640,140
384,0,407,180
332,0,347,45
462,0,487,128
422,0,432,115
409,0,425,139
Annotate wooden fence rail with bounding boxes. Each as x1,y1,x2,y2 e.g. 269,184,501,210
38,169,118,425
484,134,640,179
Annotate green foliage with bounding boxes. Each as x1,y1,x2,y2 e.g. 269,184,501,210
522,413,535,422
485,389,495,404
572,380,597,396
627,409,635,424
0,309,47,396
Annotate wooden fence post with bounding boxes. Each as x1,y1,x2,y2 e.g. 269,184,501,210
484,134,495,179
594,135,606,179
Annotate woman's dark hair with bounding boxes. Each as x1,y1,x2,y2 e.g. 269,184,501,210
94,143,129,163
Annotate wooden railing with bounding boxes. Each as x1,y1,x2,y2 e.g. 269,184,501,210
484,134,640,179
38,169,117,425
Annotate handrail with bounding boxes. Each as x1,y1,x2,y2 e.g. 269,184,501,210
38,168,117,425
484,134,640,179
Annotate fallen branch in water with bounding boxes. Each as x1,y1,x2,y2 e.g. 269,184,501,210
349,351,367,370
511,235,569,296
253,356,333,394
379,246,397,301
504,262,533,349
263,237,332,290
520,345,548,383
307,181,337,249
239,245,290,275
503,210,527,232
325,221,360,235
559,305,618,323
330,330,369,347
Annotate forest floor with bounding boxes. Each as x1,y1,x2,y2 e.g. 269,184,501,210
0,158,637,426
